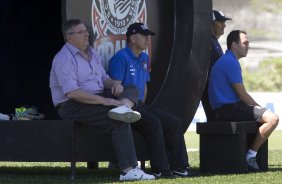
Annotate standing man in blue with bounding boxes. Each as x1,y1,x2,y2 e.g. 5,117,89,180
210,10,231,66
202,10,231,121
108,22,191,177
208,30,279,172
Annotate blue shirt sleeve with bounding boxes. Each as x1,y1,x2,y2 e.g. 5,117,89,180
108,54,126,81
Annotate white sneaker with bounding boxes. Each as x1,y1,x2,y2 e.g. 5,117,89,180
108,105,141,123
0,113,10,120
120,168,155,181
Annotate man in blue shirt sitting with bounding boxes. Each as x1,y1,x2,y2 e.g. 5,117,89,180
208,30,279,172
108,23,192,177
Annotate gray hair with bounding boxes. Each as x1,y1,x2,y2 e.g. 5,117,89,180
61,19,84,41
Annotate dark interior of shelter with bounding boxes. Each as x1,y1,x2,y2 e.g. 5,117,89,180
0,1,63,118
0,0,210,128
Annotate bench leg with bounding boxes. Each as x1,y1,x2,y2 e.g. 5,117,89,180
71,121,79,179
87,162,99,169
71,161,76,180
140,161,146,170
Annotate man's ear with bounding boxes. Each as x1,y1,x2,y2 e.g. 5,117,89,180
66,35,72,42
231,41,237,50
130,35,136,43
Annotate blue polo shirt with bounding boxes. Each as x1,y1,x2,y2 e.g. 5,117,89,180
108,46,150,101
208,50,243,110
211,35,223,66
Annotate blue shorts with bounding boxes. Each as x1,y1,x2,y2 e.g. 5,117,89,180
215,101,267,122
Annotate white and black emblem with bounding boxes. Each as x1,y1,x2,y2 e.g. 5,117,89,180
92,0,148,70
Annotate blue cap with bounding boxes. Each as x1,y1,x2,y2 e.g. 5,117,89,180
126,23,155,37
212,10,232,21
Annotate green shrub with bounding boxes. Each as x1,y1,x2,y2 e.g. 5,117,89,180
251,0,282,13
242,57,282,92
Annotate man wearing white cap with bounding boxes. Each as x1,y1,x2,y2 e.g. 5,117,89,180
202,10,232,121
109,22,192,178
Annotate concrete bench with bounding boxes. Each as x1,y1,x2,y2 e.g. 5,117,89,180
196,121,268,173
0,120,149,179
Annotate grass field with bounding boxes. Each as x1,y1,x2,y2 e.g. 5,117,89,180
0,131,281,184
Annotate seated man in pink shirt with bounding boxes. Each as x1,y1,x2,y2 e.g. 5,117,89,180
49,19,155,181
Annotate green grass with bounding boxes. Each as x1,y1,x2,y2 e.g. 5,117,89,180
0,131,281,184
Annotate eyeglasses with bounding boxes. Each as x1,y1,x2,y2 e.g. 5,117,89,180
68,28,89,35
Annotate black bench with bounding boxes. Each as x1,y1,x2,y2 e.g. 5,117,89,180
196,121,268,173
0,120,149,179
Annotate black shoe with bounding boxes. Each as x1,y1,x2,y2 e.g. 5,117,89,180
185,167,199,176
172,167,198,177
247,157,261,172
152,170,176,178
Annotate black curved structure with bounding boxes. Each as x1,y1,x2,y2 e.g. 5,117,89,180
150,0,211,131
0,0,211,131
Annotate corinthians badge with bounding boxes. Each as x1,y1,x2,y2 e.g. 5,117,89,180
92,0,151,70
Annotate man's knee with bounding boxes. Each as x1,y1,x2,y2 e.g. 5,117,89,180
148,118,162,131
124,85,139,97
161,115,184,134
271,113,279,128
120,85,139,104
172,116,183,129
167,115,182,128
261,111,279,128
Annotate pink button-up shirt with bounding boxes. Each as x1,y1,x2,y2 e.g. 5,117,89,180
49,43,109,106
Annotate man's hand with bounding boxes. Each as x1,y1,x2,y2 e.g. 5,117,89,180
111,82,124,97
103,78,124,97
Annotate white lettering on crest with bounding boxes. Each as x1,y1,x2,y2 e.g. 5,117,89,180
96,39,127,70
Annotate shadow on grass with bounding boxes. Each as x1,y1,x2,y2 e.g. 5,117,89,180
0,165,281,183
0,167,121,183
194,166,282,177
267,165,282,172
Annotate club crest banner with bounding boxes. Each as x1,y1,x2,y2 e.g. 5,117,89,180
92,0,151,70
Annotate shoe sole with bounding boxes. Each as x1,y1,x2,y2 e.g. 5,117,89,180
247,167,261,173
108,111,141,123
152,173,176,178
28,113,45,120
120,175,155,181
152,173,161,177
120,177,155,181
